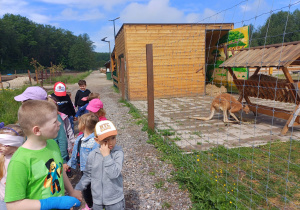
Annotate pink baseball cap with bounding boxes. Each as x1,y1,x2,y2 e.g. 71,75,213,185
54,82,66,96
86,99,103,113
14,86,47,101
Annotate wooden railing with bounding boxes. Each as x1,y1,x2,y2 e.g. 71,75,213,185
234,79,299,104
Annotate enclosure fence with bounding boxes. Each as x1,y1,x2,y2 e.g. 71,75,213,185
0,69,66,90
117,0,300,209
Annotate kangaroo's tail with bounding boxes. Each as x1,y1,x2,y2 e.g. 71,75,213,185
189,108,215,121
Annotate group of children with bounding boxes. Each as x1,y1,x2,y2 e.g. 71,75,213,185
0,80,125,210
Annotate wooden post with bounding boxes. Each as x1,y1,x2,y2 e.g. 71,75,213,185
41,69,44,87
0,72,3,90
27,70,32,85
35,70,39,84
120,58,125,100
146,44,155,131
282,67,294,84
252,67,261,76
227,67,238,80
269,67,273,75
15,70,17,76
281,103,300,135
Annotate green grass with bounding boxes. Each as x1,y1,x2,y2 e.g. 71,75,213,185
149,171,155,176
43,70,92,85
0,87,27,124
277,73,300,81
120,99,300,209
154,180,165,189
112,86,120,93
162,202,171,208
0,71,92,125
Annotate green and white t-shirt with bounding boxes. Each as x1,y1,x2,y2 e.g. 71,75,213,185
5,139,65,202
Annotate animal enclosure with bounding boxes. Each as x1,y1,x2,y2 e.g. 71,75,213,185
220,41,300,134
109,2,300,209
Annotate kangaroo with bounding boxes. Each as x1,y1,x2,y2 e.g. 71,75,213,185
190,93,250,123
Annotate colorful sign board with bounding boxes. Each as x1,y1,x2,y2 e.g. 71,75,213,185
207,26,249,92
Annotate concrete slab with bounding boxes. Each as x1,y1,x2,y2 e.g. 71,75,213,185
131,95,300,151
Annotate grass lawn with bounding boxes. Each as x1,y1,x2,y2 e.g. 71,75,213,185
0,70,92,124
121,99,300,209
43,70,92,85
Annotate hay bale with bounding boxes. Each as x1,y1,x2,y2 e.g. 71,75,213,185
205,84,227,97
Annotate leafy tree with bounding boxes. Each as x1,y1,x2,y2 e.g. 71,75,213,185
0,14,99,72
92,52,110,69
251,10,300,47
68,34,95,70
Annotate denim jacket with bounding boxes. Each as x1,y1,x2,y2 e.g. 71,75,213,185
75,103,89,118
67,133,99,171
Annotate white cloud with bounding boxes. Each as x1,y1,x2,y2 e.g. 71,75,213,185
58,8,104,21
121,0,184,23
240,0,269,12
186,8,223,23
28,13,51,24
37,0,128,10
0,0,52,25
120,0,222,24
91,25,116,52
0,0,29,16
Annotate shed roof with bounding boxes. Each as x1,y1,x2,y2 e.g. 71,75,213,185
115,23,234,39
219,41,300,68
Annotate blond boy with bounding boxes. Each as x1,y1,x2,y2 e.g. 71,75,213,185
5,100,82,210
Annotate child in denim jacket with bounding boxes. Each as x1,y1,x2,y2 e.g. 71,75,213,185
68,113,99,210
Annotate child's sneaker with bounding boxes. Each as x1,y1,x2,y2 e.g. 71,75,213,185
82,203,91,210
66,168,73,178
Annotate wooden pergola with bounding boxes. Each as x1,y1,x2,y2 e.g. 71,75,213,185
219,41,300,135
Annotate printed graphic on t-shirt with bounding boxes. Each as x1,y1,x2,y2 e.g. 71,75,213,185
43,158,62,195
57,101,68,105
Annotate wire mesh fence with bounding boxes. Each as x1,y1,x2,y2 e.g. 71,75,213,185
114,0,300,208
0,69,76,90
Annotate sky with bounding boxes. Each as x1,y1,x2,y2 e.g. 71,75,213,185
0,0,299,52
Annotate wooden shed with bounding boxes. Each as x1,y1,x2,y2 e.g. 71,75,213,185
113,23,234,100
219,41,300,134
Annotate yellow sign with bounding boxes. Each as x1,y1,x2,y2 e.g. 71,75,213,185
209,26,249,92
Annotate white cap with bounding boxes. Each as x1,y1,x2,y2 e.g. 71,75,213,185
95,120,117,141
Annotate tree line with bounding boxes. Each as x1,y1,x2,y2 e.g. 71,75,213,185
0,14,109,72
1,10,299,73
250,9,300,47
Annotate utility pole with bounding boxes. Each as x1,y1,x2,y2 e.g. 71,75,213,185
109,17,120,41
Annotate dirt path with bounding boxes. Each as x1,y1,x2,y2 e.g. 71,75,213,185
66,71,192,209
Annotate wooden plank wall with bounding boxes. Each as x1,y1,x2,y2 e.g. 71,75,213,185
116,24,233,100
115,28,126,89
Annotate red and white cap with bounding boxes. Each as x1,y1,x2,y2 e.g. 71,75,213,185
54,82,66,96
95,120,117,141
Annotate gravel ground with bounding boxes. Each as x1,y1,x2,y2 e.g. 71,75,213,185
66,71,192,210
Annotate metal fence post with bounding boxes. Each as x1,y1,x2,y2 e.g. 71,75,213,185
146,44,154,131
